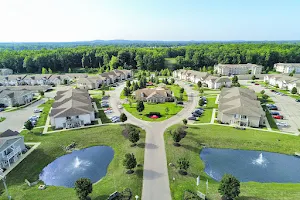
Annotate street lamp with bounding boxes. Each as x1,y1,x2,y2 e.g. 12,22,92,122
0,169,11,200
135,195,139,200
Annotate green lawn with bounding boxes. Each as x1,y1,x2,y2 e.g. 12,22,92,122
0,125,145,200
195,97,217,123
36,99,54,127
0,117,6,123
98,110,112,123
166,85,188,101
123,102,183,121
165,124,300,200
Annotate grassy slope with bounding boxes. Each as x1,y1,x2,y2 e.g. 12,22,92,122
0,125,145,200
166,85,188,102
123,102,183,122
36,99,54,127
165,124,300,200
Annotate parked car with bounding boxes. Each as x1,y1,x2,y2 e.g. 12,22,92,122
118,105,123,109
112,117,120,123
101,103,109,107
295,99,300,102
192,113,201,117
270,89,276,92
104,109,113,114
251,81,255,83
177,101,184,105
255,83,259,85
276,122,289,127
268,105,278,110
34,108,42,113
273,115,284,119
194,109,204,114
0,108,4,112
271,112,280,115
188,116,197,120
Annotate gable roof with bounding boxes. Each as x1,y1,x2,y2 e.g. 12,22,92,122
0,129,20,138
134,87,173,99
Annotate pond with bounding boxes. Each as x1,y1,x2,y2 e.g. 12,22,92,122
40,146,114,187
200,148,300,183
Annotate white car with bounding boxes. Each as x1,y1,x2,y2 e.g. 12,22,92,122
276,122,289,127
34,108,42,113
104,109,113,114
118,105,123,109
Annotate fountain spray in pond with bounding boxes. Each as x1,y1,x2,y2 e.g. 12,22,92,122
252,153,268,167
66,156,92,173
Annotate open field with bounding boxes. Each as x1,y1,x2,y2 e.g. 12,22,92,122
0,125,145,200
123,102,183,121
36,99,54,127
165,124,300,200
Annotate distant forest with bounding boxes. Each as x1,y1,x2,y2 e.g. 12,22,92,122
1,42,300,74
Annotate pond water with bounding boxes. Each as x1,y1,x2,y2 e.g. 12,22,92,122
40,146,114,187
200,148,300,183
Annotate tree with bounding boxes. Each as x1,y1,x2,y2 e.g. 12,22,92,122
133,82,139,91
102,90,105,96
128,127,140,146
179,87,185,94
291,87,297,94
129,100,132,108
177,157,190,175
197,81,202,88
109,56,119,70
155,77,160,84
182,119,187,126
123,87,130,96
41,67,48,74
262,94,269,102
68,68,72,73
165,107,169,116
24,120,33,132
179,93,183,101
260,90,265,95
232,75,238,84
275,84,279,88
120,113,127,122
170,78,175,85
136,101,145,112
218,174,240,200
123,153,137,174
252,75,256,80
48,68,52,74
198,99,205,106
74,178,93,200
38,90,44,96
172,130,182,146
126,80,131,88
199,88,204,96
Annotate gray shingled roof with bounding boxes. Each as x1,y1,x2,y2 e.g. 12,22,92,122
50,88,94,118
0,129,20,138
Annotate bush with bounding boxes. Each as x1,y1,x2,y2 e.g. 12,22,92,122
74,178,93,200
147,112,161,117
177,157,190,175
218,174,240,200
123,153,137,174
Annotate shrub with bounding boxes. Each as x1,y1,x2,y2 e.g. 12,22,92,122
218,174,240,200
74,178,93,200
123,153,137,174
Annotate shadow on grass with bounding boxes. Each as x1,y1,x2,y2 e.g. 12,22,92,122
94,195,109,200
237,196,267,200
181,144,201,154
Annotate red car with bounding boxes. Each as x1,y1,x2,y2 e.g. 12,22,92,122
273,115,284,119
255,83,259,85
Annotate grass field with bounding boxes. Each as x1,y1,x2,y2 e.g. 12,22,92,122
195,97,217,123
0,125,145,200
123,102,183,121
36,99,54,127
164,58,178,68
166,85,188,101
165,124,300,200
0,117,6,123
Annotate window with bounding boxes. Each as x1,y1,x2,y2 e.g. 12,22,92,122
66,116,71,120
234,114,239,118
241,115,247,119
76,116,79,118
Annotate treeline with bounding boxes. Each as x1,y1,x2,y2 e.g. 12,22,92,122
1,43,300,74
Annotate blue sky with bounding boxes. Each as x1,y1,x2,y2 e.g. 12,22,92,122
0,0,299,42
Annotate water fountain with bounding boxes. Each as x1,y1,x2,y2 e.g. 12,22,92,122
252,153,268,167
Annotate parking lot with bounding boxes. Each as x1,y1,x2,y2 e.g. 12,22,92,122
241,80,300,133
0,99,45,132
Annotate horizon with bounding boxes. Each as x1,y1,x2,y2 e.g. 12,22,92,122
1,0,300,42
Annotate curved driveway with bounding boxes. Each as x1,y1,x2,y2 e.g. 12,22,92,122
109,81,198,200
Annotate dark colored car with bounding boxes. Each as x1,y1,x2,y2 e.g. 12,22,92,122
296,99,300,102
0,108,4,112
194,109,203,114
269,106,278,110
271,112,280,115
192,113,201,117
271,90,275,92
255,83,259,85
177,101,184,105
188,116,197,120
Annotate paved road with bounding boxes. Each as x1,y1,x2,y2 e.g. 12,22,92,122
108,81,199,200
241,80,300,134
0,99,45,132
